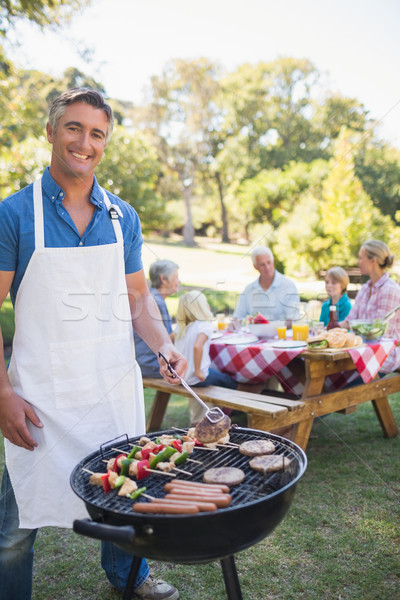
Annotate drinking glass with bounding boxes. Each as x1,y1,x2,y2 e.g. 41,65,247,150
292,323,309,341
216,313,226,331
277,325,287,339
313,321,325,336
307,300,322,322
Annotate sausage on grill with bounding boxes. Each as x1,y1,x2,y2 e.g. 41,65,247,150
133,502,199,514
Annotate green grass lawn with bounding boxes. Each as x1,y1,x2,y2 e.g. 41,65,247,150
1,391,399,600
0,239,398,598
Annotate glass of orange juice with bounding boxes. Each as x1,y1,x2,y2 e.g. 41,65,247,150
277,325,287,339
292,323,309,341
216,313,226,331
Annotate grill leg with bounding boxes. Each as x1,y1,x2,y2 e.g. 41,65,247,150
220,555,243,600
122,556,143,600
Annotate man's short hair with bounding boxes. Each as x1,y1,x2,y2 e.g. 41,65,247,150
149,259,179,289
48,87,114,143
251,246,274,265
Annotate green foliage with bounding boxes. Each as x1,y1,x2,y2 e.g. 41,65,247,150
320,130,393,263
0,0,91,31
275,130,394,275
1,41,400,274
0,134,50,198
0,296,14,346
354,143,400,220
96,127,166,232
235,159,329,235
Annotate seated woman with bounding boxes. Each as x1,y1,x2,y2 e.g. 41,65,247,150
174,291,237,424
319,266,352,326
342,239,400,374
134,259,179,377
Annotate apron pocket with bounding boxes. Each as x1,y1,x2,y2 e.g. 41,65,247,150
50,333,135,412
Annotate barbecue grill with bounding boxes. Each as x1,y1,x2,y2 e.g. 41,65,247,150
71,426,307,600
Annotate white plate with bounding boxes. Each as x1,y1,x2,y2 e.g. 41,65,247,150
271,340,307,349
211,331,224,340
222,334,259,345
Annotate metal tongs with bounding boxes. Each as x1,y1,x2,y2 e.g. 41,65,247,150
383,305,400,322
158,352,226,424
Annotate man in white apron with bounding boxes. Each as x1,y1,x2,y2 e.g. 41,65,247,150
0,89,185,600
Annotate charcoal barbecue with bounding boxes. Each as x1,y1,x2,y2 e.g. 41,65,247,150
71,426,307,600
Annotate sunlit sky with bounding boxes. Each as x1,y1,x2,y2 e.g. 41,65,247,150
6,0,400,148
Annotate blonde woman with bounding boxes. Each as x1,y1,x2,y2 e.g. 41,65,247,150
343,240,400,373
175,291,237,424
319,266,352,326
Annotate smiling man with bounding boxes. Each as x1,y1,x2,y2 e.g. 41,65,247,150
233,245,300,322
0,88,184,600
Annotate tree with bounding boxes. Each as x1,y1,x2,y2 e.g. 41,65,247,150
314,93,370,144
0,0,93,164
95,127,166,233
0,0,90,30
275,130,393,275
137,58,224,245
354,142,400,221
320,130,392,263
233,159,329,240
0,134,50,198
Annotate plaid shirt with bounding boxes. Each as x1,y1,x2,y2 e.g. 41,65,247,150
348,273,400,372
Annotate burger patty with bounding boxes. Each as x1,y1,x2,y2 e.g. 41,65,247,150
203,467,245,486
249,455,291,473
195,413,231,444
239,439,276,456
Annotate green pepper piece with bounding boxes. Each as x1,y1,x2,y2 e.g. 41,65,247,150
114,475,126,489
149,453,164,469
120,459,134,476
129,486,147,501
162,446,177,459
173,451,189,466
127,445,141,459
148,446,175,469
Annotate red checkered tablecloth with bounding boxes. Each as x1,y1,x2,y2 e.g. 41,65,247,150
210,335,397,396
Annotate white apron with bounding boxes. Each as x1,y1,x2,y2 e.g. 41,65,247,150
5,178,145,529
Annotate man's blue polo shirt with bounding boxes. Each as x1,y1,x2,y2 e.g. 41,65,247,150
0,167,143,306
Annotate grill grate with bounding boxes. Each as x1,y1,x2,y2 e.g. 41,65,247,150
71,427,305,517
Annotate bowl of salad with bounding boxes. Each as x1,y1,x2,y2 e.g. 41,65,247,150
349,318,387,342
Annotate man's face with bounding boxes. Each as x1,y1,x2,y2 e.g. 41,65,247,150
253,254,275,279
163,270,180,296
46,102,108,181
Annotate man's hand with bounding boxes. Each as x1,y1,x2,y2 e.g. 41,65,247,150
158,343,187,384
0,388,43,451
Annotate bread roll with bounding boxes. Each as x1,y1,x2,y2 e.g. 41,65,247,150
325,329,348,348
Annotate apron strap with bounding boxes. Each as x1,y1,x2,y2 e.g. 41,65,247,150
33,180,124,248
101,189,124,246
33,179,45,250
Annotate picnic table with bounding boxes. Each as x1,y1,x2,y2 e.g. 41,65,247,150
210,333,399,449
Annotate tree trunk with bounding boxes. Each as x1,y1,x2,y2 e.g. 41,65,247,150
183,180,196,246
215,171,230,243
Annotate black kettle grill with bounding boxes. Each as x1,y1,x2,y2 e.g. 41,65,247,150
71,427,307,600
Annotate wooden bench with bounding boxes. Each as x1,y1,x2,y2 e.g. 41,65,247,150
143,368,400,450
143,377,305,432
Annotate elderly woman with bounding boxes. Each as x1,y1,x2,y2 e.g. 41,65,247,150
343,239,400,373
134,259,180,377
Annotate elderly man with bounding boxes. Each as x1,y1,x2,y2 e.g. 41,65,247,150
134,259,180,377
234,246,299,322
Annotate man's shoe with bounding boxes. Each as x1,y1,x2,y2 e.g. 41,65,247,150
134,574,180,600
